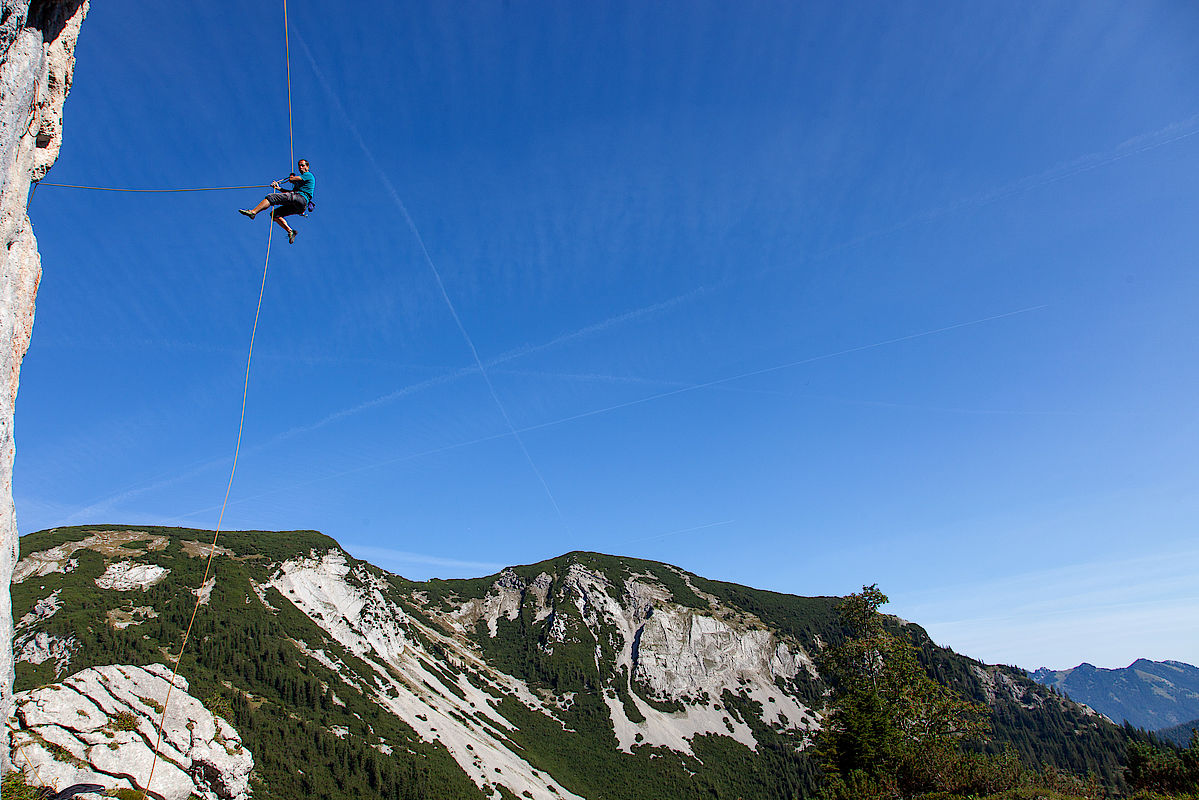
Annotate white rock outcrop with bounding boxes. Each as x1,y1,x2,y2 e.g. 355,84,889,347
13,630,75,677
16,588,61,628
8,663,253,800
460,563,821,756
13,589,73,674
94,561,170,592
1,0,89,773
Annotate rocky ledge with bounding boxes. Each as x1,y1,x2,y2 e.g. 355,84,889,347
7,663,253,800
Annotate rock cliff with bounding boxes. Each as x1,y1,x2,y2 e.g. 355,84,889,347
9,663,253,800
0,0,88,773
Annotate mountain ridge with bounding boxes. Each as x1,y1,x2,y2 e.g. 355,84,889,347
10,524,1138,799
1030,658,1199,731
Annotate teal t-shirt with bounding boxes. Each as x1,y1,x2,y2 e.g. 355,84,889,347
293,171,315,200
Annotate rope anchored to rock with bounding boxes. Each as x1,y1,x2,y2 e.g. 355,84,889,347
35,182,271,192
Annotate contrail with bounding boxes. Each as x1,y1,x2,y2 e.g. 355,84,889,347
803,114,1199,265
261,283,722,448
165,305,1045,522
485,282,718,366
62,287,720,524
59,453,232,525
296,33,569,529
490,367,784,396
514,305,1049,435
986,113,1199,200
57,51,1196,530
260,100,1194,455
794,392,1136,418
167,428,515,522
266,365,475,445
627,519,736,544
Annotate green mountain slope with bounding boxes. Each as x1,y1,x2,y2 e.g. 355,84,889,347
12,527,482,800
10,525,1139,799
1156,718,1199,748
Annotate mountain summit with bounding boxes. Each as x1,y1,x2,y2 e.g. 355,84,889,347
11,525,1134,799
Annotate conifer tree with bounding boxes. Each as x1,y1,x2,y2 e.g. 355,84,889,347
1127,729,1199,795
816,585,988,799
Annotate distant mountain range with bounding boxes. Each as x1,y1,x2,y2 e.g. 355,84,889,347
1029,659,1199,731
10,525,1141,799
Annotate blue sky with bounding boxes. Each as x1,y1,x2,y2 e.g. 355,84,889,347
16,0,1199,670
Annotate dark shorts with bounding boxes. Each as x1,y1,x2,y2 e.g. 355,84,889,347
267,191,307,218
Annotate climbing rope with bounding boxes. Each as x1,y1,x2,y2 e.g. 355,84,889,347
15,737,50,791
139,220,274,799
34,182,270,192
28,181,270,206
284,0,294,166
138,1,297,796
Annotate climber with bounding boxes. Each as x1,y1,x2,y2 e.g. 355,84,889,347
238,159,314,244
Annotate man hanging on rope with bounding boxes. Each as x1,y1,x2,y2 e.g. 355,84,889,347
238,158,314,244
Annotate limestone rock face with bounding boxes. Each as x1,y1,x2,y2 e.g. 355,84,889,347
93,561,171,592
633,609,802,700
0,0,89,773
335,551,821,761
7,663,253,800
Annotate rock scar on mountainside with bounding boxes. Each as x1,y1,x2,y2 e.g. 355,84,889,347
13,530,168,583
180,540,235,559
94,562,169,592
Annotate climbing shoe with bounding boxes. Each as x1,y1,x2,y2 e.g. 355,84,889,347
238,209,256,219
288,229,298,244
